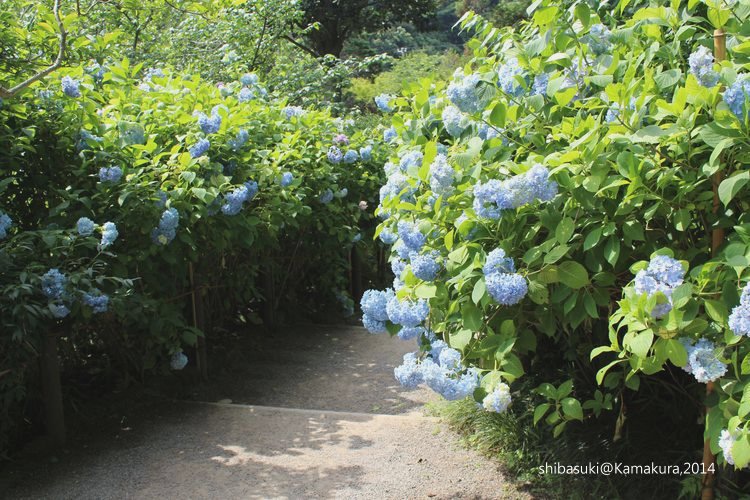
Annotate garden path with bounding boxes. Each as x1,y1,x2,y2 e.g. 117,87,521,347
5,325,529,499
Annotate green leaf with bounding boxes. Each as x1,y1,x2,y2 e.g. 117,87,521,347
561,397,583,421
626,329,654,358
450,329,473,351
583,227,602,250
534,403,551,425
472,278,486,304
654,69,682,90
462,302,483,331
557,261,589,289
733,435,750,468
555,217,575,243
489,102,506,128
544,244,569,264
665,338,688,367
718,172,750,207
704,299,728,323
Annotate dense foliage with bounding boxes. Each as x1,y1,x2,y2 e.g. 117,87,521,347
362,0,750,479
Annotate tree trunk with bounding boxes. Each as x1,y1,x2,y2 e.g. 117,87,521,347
40,330,65,447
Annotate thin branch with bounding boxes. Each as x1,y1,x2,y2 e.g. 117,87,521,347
163,0,210,21
249,10,270,72
0,0,67,99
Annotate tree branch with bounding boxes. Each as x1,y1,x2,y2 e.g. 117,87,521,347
0,0,67,99
282,35,320,58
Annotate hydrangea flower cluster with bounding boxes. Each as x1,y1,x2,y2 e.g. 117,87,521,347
83,291,110,314
442,105,468,137
152,208,180,245
394,352,424,388
190,138,210,158
420,356,480,400
238,87,256,103
61,76,81,98
386,295,429,327
343,150,359,163
99,222,118,249
221,181,258,216
689,46,720,88
360,288,394,333
532,73,549,96
497,58,525,97
483,248,516,275
477,123,499,141
76,217,95,236
680,338,727,383
472,164,558,218
586,24,612,56
319,189,334,204
428,154,454,195
728,282,750,336
399,151,423,172
605,98,636,124
379,227,398,245
633,255,685,318
49,303,71,319
410,251,441,281
724,76,750,121
446,73,485,113
719,429,744,467
397,220,426,252
379,171,411,206
78,130,103,151
229,129,249,151
483,383,512,413
360,145,372,161
485,267,527,305
240,73,259,86
170,351,188,370
280,172,294,187
375,93,394,112
384,126,398,143
0,211,12,240
333,134,349,146
195,109,222,135
42,268,68,300
282,106,304,119
397,325,425,341
327,146,343,163
99,166,123,183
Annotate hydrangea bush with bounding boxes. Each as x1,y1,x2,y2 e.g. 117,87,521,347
360,1,750,471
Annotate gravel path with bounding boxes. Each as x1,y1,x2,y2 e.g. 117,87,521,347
2,325,530,499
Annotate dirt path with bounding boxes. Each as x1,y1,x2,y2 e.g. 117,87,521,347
3,325,530,499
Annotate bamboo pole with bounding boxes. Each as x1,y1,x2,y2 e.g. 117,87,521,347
701,28,726,500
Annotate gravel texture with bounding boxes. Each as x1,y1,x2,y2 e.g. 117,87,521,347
2,325,530,499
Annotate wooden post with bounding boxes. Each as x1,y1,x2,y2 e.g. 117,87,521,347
39,330,65,447
702,28,726,500
351,246,363,303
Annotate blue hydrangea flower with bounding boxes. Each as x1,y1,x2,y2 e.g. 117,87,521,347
681,339,727,383
196,110,221,134
280,172,294,187
428,154,454,195
483,383,512,413
151,207,180,245
646,255,685,287
633,255,685,318
532,73,549,96
240,73,259,86
144,68,165,80
155,191,168,208
49,303,71,319
283,106,305,119
327,146,343,163
360,145,372,161
361,288,394,322
222,182,257,215
442,105,468,137
472,164,557,218
587,24,612,56
486,272,528,305
375,93,395,112
343,150,359,163
483,248,515,275
394,352,424,389
238,87,255,103
386,295,429,327
41,269,68,300
605,98,637,124
99,222,118,249
379,171,412,204
379,227,398,245
391,258,407,278
421,359,480,401
0,212,13,240
689,46,720,88
319,189,334,204
397,326,425,341
99,166,123,183
438,348,462,371
729,283,750,336
399,151,423,172
395,241,411,260
77,130,103,151
497,58,526,97
410,252,440,281
719,429,740,466
61,76,81,97
229,129,249,151
190,138,210,158
446,73,485,113
76,217,96,236
362,314,388,334
170,351,188,370
384,126,398,143
83,291,109,313
477,123,500,141
397,221,425,251
724,76,750,121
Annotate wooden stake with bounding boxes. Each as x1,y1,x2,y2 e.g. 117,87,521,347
702,28,726,500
